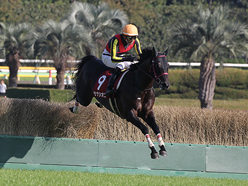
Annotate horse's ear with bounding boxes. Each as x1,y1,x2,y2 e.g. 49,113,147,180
164,47,169,56
152,46,158,57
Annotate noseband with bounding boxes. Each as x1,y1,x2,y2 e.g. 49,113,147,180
139,54,168,84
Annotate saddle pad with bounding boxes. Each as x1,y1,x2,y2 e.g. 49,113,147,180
93,70,128,99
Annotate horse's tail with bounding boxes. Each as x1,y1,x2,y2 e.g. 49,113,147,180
73,55,97,84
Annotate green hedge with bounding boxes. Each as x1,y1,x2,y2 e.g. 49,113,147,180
216,68,248,89
214,87,248,100
7,88,74,102
5,68,248,101
155,68,248,99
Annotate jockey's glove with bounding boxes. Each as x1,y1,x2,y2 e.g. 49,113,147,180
133,56,138,62
123,55,134,62
129,63,139,71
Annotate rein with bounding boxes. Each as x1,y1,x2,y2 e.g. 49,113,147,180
138,55,168,83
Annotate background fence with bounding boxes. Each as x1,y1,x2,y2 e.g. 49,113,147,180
1,60,248,82
0,66,73,84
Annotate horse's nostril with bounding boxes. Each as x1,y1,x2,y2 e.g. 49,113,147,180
160,83,169,90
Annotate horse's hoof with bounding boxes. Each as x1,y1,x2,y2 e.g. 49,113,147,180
69,107,74,113
73,108,79,114
151,152,159,159
95,102,103,108
159,150,167,157
69,107,78,114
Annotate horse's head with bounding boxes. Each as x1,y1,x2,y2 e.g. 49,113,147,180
151,47,170,90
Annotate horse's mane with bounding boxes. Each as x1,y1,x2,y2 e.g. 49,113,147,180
74,55,97,83
139,47,153,62
129,47,153,71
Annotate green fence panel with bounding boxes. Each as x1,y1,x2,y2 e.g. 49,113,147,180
163,144,206,171
0,136,205,172
0,136,34,164
98,141,206,171
98,140,152,169
0,136,99,167
1,135,248,180
206,146,248,174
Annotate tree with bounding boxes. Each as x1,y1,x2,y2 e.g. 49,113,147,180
170,4,248,109
65,2,128,57
0,23,5,58
21,0,69,26
0,22,34,87
0,0,24,24
34,20,91,90
104,0,154,27
139,3,195,56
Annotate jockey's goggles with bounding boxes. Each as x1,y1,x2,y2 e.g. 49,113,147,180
126,36,137,40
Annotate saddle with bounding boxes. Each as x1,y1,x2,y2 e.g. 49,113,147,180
92,69,128,98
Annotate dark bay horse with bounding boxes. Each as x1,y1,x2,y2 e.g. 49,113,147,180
71,47,170,159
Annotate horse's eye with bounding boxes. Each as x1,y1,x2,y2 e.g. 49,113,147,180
156,62,162,68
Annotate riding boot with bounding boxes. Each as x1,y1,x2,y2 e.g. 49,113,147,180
105,68,121,97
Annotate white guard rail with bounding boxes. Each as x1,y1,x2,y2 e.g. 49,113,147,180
1,59,248,68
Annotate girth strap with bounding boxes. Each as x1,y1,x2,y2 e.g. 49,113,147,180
109,97,123,118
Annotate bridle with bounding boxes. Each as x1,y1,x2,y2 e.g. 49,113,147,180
138,54,168,84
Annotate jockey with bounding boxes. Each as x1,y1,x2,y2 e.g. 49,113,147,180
102,24,142,97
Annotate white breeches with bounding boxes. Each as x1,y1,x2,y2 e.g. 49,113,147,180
102,52,133,70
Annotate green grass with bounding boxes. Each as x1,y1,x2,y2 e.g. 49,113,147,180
19,77,50,81
0,169,247,186
155,98,248,110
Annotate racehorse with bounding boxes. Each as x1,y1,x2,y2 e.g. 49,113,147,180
70,47,170,159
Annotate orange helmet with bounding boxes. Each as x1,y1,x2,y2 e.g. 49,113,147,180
122,24,138,36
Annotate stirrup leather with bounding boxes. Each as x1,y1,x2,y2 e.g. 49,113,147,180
105,89,117,97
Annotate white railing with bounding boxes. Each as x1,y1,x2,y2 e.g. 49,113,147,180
1,59,248,67
168,62,248,67
0,59,79,63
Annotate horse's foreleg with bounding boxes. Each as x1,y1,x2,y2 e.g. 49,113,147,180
126,110,159,159
146,134,159,159
143,112,167,157
157,133,167,157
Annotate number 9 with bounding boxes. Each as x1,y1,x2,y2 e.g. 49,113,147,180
97,75,106,90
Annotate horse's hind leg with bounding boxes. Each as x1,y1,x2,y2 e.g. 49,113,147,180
72,99,79,113
70,87,94,113
69,97,79,114
95,102,103,108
